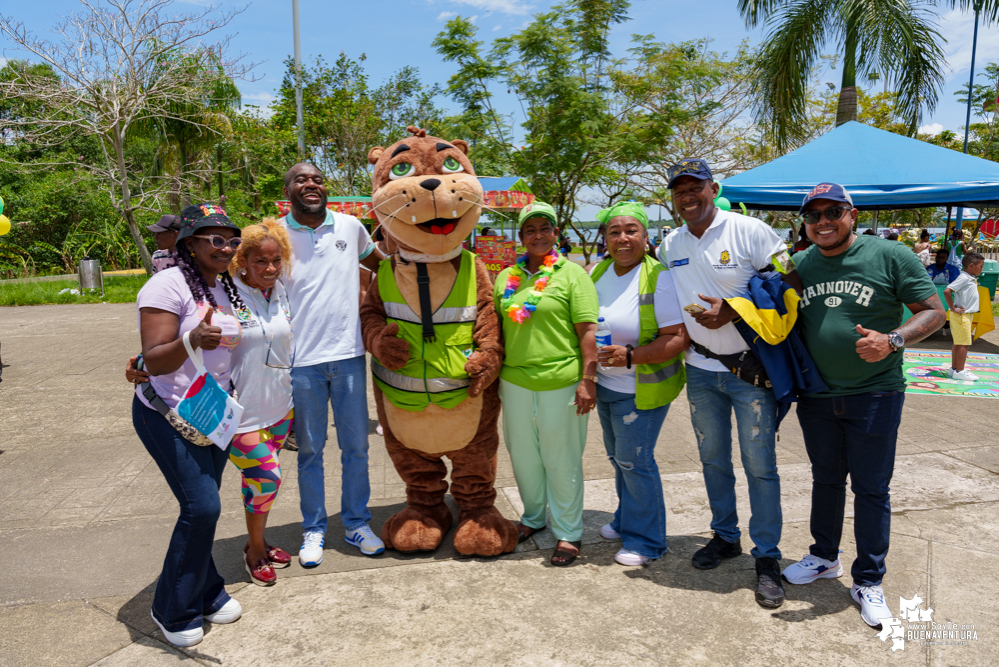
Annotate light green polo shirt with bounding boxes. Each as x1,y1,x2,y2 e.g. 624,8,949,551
493,257,599,391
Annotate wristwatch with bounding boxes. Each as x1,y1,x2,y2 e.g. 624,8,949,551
887,331,905,353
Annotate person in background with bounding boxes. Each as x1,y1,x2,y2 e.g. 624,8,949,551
657,157,790,610
494,201,599,567
944,252,985,381
781,183,944,630
279,163,386,567
131,203,246,647
147,214,181,273
927,248,960,285
913,230,932,267
862,229,877,236
589,201,689,566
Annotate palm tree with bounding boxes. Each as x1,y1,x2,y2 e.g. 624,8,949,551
740,0,947,151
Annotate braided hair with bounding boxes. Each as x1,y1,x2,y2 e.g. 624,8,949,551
173,239,247,314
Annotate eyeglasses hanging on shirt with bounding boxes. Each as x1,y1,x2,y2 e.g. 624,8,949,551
246,289,295,369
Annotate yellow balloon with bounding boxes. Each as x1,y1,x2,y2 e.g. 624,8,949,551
0,214,9,236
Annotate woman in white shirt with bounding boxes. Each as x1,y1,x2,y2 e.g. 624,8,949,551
590,202,690,566
226,219,296,586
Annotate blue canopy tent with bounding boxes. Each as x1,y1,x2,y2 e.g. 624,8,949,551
721,122,999,212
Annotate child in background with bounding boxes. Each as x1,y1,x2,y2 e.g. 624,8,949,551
944,252,985,381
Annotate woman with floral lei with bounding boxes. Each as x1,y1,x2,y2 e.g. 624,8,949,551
493,201,599,567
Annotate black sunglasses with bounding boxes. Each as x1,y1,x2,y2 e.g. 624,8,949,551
802,206,851,225
192,233,242,250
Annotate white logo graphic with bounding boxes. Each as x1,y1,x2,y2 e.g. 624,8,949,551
824,296,842,308
874,594,977,652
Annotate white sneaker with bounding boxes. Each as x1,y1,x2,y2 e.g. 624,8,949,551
204,598,242,625
851,583,893,628
614,548,651,566
951,369,979,381
599,523,621,540
781,553,844,585
345,524,385,556
299,530,325,567
150,609,203,648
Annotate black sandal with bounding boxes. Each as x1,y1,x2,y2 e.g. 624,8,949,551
517,523,546,544
551,540,581,567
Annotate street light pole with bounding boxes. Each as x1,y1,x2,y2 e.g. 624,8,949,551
953,3,982,238
292,0,305,158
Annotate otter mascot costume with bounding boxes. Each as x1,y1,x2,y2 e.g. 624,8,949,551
360,126,519,557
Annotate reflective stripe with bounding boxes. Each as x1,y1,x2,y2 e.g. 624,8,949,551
372,360,470,393
383,301,478,325
637,293,655,307
637,359,682,384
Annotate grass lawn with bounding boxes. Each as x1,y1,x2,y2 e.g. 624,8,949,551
0,274,149,306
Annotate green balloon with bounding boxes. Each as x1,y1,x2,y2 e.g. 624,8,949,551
715,196,731,211
714,180,723,198
0,195,4,216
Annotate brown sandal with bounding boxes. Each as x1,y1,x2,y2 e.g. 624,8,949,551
551,540,581,567
517,523,546,544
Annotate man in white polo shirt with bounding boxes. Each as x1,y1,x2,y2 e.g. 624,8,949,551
280,162,387,566
658,158,789,609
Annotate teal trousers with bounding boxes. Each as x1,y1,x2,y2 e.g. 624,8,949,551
499,379,588,542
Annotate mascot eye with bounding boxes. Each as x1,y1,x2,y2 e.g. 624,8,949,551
390,162,415,179
442,156,464,173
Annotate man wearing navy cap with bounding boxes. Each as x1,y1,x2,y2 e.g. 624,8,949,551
146,214,181,274
658,158,792,609
783,182,944,629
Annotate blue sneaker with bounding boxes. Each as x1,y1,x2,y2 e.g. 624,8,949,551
345,524,385,556
299,530,325,567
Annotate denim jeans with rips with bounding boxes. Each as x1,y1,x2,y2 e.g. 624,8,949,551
685,364,782,560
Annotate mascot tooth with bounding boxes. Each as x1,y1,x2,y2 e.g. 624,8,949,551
360,126,519,557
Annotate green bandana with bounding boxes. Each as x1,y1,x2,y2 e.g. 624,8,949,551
596,201,648,227
518,200,559,228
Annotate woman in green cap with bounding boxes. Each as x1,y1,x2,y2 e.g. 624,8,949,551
590,202,689,566
494,201,599,566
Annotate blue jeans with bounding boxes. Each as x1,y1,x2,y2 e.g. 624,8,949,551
132,396,232,633
796,391,904,586
685,364,781,560
291,355,372,534
596,385,669,559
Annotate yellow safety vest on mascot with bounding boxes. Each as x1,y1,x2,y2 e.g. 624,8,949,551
372,249,478,411
589,254,685,409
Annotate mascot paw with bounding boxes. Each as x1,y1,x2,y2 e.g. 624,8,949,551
453,507,519,557
375,322,411,371
464,351,498,398
382,504,454,553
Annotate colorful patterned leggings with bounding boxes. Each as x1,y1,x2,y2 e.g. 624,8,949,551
229,409,293,514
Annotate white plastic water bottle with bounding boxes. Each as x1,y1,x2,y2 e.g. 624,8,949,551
595,317,612,348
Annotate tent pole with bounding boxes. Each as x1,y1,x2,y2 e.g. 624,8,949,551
955,4,981,239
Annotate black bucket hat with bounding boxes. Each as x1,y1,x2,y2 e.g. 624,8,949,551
176,204,240,242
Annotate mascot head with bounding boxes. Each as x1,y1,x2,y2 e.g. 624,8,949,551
368,126,483,261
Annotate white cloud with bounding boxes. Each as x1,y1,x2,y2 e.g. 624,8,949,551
431,0,532,16
938,9,999,79
492,23,503,31
919,122,944,136
241,91,277,117
437,11,457,20
0,57,8,68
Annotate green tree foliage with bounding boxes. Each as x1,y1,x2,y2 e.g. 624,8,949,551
740,0,946,152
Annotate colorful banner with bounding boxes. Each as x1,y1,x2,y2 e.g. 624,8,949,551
475,235,517,282
481,190,534,210
904,350,999,398
275,201,376,219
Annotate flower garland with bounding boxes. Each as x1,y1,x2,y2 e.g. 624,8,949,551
501,248,559,323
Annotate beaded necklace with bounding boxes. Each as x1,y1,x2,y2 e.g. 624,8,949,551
501,248,559,324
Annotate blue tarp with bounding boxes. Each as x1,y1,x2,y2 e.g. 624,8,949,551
721,122,999,211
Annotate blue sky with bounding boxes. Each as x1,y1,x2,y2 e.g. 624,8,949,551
2,0,998,221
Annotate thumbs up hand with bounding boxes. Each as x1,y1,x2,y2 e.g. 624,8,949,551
191,306,223,351
855,324,891,362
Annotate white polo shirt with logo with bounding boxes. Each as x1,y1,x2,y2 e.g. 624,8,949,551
657,209,785,373
280,209,375,367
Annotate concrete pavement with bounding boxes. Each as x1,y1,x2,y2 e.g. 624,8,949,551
1,303,998,666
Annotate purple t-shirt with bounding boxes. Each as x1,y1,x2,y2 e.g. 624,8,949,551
135,266,242,410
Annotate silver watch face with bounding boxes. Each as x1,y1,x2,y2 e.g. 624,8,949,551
890,333,904,350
